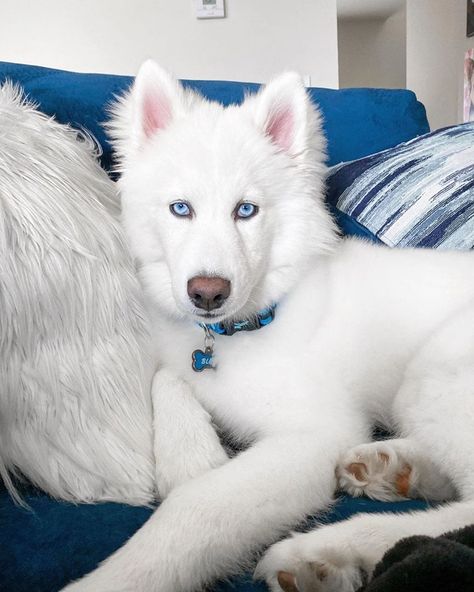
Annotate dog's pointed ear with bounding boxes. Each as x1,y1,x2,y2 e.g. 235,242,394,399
132,60,182,141
253,72,312,156
108,60,183,167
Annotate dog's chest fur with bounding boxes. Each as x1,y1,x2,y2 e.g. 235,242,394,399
150,267,329,438
149,240,474,440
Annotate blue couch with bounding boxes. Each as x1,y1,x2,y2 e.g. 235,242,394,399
0,62,431,592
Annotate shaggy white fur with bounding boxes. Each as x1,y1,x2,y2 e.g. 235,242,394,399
50,62,474,592
0,84,156,505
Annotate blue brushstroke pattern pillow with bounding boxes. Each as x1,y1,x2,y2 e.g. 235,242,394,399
327,123,474,249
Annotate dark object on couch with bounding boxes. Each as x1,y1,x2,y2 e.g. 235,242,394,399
361,524,474,592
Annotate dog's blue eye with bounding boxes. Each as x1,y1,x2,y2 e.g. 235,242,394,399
170,202,192,218
235,202,258,220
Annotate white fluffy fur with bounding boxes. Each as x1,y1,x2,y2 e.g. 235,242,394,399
0,84,156,505
59,62,474,592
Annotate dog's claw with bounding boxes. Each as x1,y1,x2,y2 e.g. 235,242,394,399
278,571,299,592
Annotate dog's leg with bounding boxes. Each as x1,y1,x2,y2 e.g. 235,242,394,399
337,438,455,501
61,429,354,592
152,368,229,498
256,499,474,592
258,307,474,592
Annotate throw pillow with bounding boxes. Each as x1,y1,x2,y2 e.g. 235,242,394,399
326,123,474,249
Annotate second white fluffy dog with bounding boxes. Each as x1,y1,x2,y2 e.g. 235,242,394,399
64,61,474,592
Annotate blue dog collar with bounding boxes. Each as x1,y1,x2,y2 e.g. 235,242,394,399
192,305,277,372
203,304,276,336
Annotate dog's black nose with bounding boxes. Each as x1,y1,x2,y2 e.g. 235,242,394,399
187,276,231,311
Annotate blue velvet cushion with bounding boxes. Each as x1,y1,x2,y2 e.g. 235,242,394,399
0,486,429,592
327,123,474,246
0,61,429,170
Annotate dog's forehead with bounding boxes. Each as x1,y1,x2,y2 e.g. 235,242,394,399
156,104,269,173
181,102,255,145
141,100,284,200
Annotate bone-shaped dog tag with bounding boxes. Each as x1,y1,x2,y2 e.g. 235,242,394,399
192,347,214,372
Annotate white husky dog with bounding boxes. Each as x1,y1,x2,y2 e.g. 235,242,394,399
65,61,474,592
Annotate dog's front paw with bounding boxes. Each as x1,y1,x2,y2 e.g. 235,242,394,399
255,534,364,592
336,441,413,502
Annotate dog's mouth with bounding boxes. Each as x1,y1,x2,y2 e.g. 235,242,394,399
190,302,241,325
196,312,218,320
193,308,233,323
173,295,234,324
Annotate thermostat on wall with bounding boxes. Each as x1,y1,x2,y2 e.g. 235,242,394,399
195,0,225,19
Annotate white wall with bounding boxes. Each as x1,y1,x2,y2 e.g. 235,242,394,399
0,0,339,87
338,7,406,88
406,0,472,130
338,0,404,20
